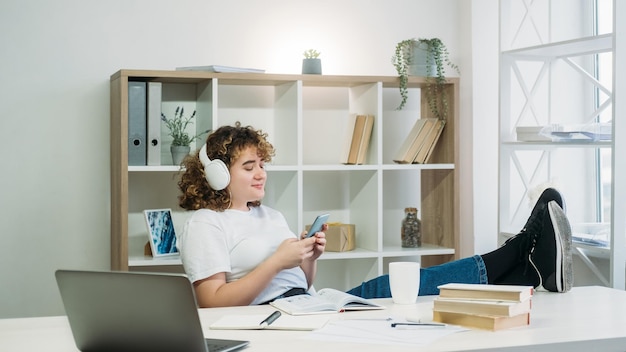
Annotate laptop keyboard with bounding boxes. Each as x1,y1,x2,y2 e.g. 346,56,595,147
205,338,248,352
207,342,230,352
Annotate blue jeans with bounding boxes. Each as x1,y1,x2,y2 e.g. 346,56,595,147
346,255,488,298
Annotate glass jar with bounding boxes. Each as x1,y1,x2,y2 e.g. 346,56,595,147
401,207,421,248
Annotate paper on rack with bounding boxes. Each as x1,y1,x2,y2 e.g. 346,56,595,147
304,318,467,346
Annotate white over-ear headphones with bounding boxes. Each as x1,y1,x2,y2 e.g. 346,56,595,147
199,144,230,190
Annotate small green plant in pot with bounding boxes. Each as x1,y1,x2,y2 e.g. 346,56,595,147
161,106,209,164
392,38,459,116
302,49,322,74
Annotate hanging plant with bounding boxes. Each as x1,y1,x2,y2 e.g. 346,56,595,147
392,38,459,117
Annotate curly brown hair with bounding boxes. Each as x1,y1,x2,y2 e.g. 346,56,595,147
177,122,275,211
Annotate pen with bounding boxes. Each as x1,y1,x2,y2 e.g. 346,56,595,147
391,322,446,328
259,311,282,327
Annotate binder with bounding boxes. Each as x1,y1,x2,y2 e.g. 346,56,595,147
128,81,147,166
146,82,162,166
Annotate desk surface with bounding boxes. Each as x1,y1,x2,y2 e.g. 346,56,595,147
1,286,625,352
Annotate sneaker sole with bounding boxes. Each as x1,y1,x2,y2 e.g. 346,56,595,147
548,201,573,292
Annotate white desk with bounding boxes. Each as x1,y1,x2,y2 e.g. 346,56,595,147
1,286,626,351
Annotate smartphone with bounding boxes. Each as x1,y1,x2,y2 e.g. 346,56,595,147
305,213,330,238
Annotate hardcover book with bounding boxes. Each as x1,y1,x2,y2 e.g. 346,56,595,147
433,297,532,317
437,283,533,302
346,114,367,164
355,114,375,165
393,118,437,164
175,65,265,73
414,119,445,164
433,310,530,331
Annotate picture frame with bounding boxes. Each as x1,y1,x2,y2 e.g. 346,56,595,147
143,209,179,257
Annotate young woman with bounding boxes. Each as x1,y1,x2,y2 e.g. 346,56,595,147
177,122,573,308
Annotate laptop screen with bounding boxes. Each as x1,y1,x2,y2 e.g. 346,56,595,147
55,270,248,352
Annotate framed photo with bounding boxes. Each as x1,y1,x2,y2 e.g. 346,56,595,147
143,209,179,257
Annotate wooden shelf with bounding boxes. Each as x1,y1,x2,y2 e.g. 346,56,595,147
110,70,460,290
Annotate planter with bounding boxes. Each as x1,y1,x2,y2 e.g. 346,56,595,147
170,145,190,165
302,58,322,74
408,41,436,77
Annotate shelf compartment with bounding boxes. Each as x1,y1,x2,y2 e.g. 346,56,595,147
303,170,379,252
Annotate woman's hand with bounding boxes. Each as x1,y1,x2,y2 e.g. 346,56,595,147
302,223,327,261
298,223,327,287
272,236,318,270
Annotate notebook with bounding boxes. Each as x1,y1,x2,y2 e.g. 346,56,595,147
55,270,249,352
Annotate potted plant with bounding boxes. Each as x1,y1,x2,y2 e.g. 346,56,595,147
392,38,459,116
302,49,322,74
161,106,209,165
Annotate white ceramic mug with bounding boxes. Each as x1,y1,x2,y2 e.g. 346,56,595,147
389,261,420,304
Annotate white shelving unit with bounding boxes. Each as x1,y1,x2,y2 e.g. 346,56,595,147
110,70,460,291
499,0,625,289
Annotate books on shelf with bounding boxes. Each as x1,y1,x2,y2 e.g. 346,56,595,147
343,114,375,165
433,283,533,331
209,313,330,331
433,311,530,331
269,288,385,315
414,119,445,164
175,65,265,73
393,118,445,164
437,283,534,302
356,114,375,164
393,118,431,164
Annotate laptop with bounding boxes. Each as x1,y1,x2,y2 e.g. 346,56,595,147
55,270,249,352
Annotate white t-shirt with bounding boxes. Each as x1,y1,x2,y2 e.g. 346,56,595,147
177,205,308,305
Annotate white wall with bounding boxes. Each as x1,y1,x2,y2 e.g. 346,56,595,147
0,0,496,318
469,0,499,255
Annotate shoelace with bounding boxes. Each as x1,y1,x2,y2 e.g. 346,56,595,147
521,206,546,277
521,203,546,236
527,251,543,289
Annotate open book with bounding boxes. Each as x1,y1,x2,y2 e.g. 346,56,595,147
269,288,385,315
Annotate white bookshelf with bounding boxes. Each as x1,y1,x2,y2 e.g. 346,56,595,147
111,70,460,291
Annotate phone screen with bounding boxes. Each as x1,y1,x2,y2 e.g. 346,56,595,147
306,213,330,238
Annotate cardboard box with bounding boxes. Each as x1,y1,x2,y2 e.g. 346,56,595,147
306,223,355,252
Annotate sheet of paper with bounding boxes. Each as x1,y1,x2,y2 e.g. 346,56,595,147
210,314,330,331
305,317,467,346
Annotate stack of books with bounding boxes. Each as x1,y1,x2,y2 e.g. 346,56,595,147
393,118,446,164
432,283,533,331
342,114,375,165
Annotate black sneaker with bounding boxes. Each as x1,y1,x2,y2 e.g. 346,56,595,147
492,234,541,287
502,188,562,248
520,188,564,235
528,201,573,292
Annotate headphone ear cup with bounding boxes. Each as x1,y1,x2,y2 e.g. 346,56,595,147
203,159,230,191
199,144,230,190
